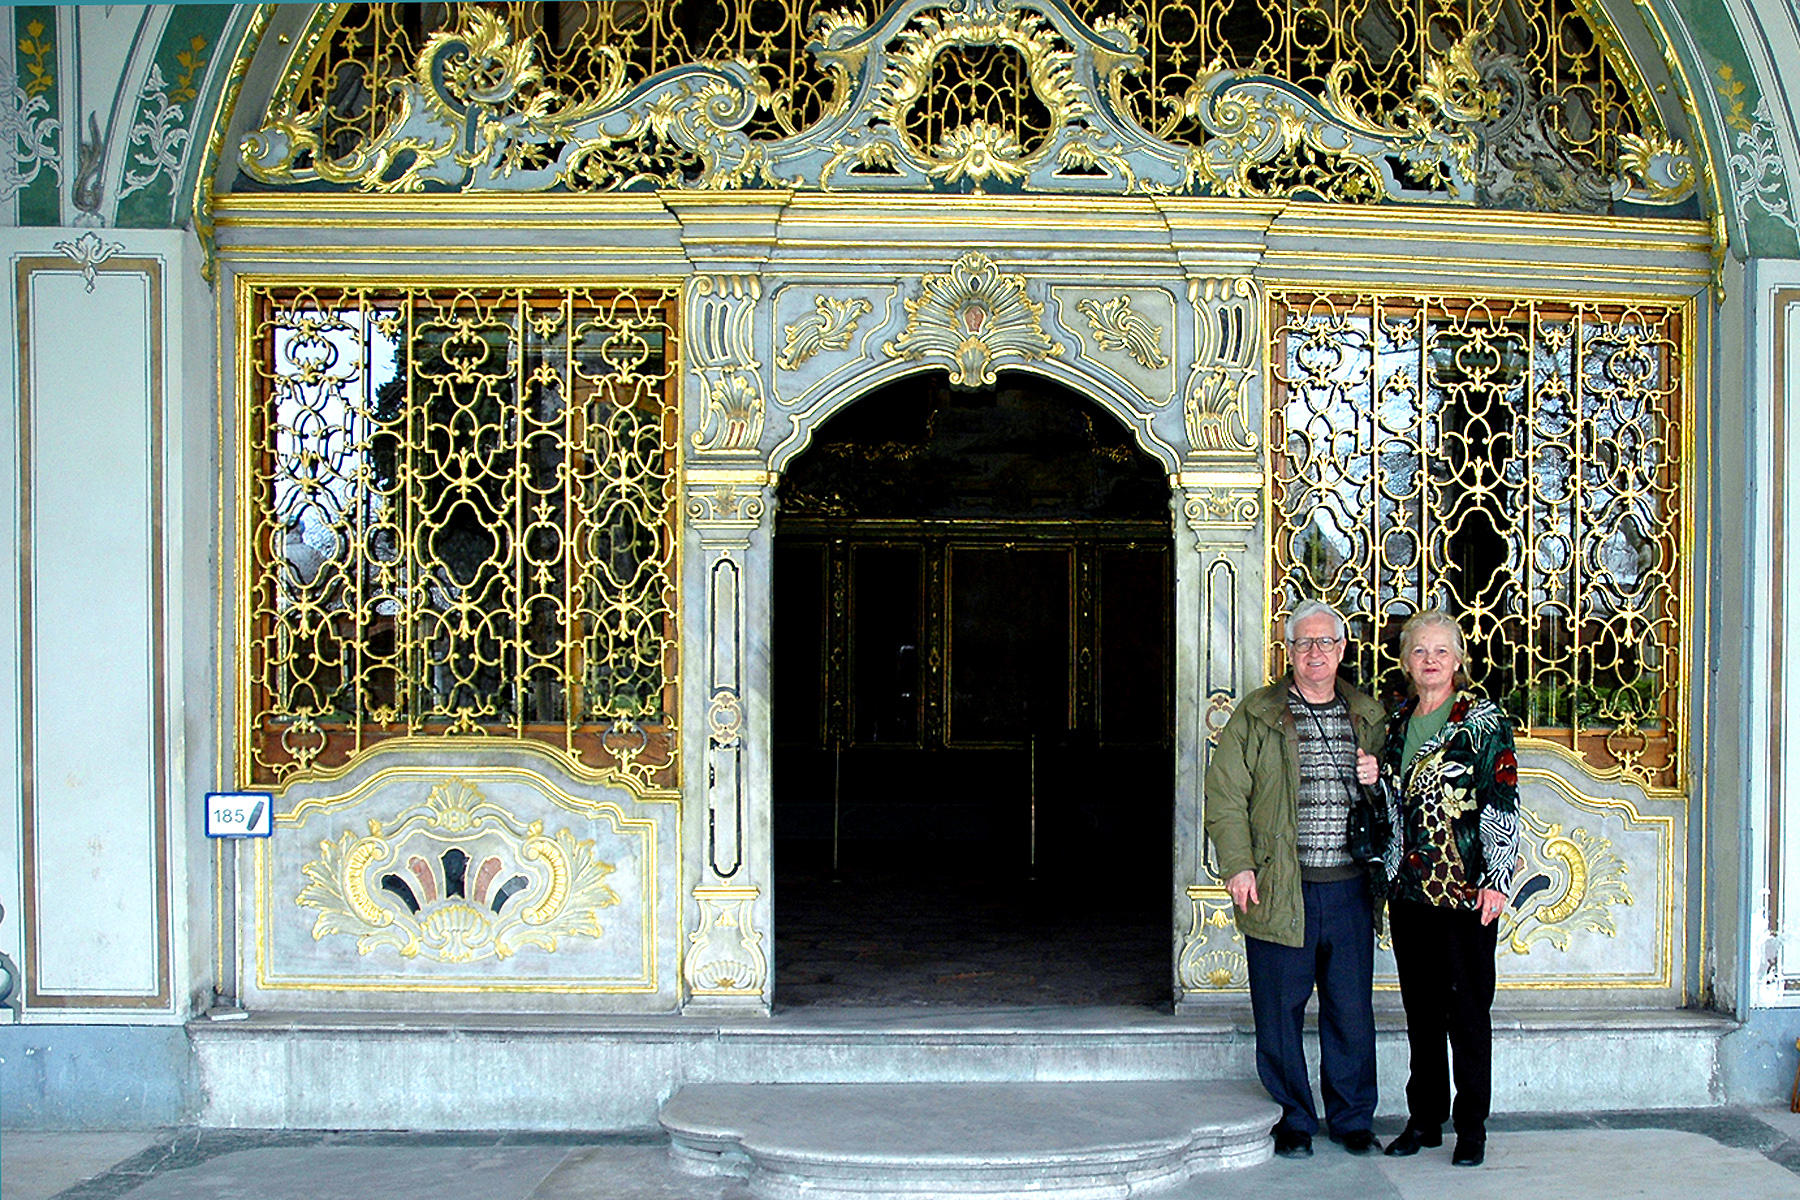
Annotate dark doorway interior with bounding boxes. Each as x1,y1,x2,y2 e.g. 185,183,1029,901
772,373,1175,1007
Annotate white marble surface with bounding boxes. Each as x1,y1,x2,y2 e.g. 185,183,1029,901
7,1114,1800,1200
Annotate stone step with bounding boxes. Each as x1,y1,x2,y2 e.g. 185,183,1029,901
190,1005,1735,1130
659,1079,1281,1200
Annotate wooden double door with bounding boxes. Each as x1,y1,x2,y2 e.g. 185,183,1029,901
773,521,1173,892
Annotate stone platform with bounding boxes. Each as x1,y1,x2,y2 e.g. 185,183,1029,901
189,1005,1735,1131
659,1080,1280,1200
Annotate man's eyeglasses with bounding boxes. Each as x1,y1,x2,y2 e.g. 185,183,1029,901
1287,636,1343,652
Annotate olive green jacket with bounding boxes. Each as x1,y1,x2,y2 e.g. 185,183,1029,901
1202,675,1388,948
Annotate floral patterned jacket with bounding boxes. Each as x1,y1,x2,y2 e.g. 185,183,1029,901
1377,692,1522,910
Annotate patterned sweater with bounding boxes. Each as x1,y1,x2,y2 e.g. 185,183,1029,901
1377,692,1522,909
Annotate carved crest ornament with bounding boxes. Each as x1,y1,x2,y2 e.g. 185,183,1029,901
297,778,621,964
885,252,1063,386
242,0,1696,212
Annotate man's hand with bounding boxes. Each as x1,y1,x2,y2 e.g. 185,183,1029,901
1227,868,1259,912
1355,748,1380,786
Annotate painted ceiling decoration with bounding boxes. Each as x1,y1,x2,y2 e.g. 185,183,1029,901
238,0,1695,212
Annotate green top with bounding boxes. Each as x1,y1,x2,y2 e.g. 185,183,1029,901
1400,696,1453,772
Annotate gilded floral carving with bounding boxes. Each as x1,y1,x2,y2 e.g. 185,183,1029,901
779,295,873,371
1076,294,1168,369
1184,276,1259,455
884,252,1062,387
240,1,1695,214
1501,809,1633,955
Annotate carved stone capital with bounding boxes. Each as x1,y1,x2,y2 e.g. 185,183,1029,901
1176,471,1260,545
685,471,771,548
692,369,766,454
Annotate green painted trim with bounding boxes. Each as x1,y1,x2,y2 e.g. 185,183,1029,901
188,5,278,274
1661,0,1800,259
14,5,60,226
116,5,234,229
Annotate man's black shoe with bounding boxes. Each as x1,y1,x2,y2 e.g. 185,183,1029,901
1451,1137,1486,1166
1383,1124,1444,1157
1329,1129,1382,1155
1272,1128,1313,1158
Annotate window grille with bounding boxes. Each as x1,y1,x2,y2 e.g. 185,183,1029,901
283,1,1645,177
243,283,681,789
1268,291,1687,791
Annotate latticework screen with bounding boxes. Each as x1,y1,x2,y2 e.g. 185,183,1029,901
281,0,1645,180
1268,290,1687,791
243,283,681,789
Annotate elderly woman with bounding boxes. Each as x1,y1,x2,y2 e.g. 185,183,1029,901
1353,610,1520,1167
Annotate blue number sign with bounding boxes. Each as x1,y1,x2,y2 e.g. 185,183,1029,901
205,792,274,838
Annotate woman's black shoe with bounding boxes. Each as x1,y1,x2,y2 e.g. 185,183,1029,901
1383,1124,1443,1157
1451,1137,1486,1166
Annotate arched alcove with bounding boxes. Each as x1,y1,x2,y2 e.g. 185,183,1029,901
770,370,1176,1007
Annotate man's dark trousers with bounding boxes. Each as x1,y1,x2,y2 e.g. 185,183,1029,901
1243,876,1378,1137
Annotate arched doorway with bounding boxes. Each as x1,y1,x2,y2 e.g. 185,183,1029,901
771,371,1174,1006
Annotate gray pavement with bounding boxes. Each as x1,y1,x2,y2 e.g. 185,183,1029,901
8,1109,1800,1200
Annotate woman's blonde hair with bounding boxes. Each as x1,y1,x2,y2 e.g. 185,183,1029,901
1398,609,1469,686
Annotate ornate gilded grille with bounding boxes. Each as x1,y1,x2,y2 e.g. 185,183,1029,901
278,0,1645,177
244,283,681,789
1267,291,1687,791
1074,0,1641,175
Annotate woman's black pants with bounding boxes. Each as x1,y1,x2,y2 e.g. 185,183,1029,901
1388,896,1499,1140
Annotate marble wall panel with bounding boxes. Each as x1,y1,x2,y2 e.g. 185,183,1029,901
15,249,172,1011
241,745,681,1013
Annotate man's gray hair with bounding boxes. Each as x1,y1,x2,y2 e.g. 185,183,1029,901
1285,598,1347,641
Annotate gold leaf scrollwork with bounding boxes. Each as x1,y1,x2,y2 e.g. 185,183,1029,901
1617,131,1698,204
1177,888,1247,991
1203,690,1236,748
247,284,680,789
244,2,1667,211
1185,276,1258,454
779,295,873,371
1185,27,1498,204
686,885,767,996
1501,810,1632,955
884,252,1063,387
296,778,620,963
1076,295,1168,368
693,370,766,453
1186,369,1254,453
1269,289,1685,790
877,2,1084,192
1318,26,1493,194
685,482,768,527
241,8,756,193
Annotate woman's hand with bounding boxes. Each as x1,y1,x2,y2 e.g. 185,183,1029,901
1475,887,1507,926
1355,748,1380,786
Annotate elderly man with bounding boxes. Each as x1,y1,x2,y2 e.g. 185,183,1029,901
1203,598,1387,1159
